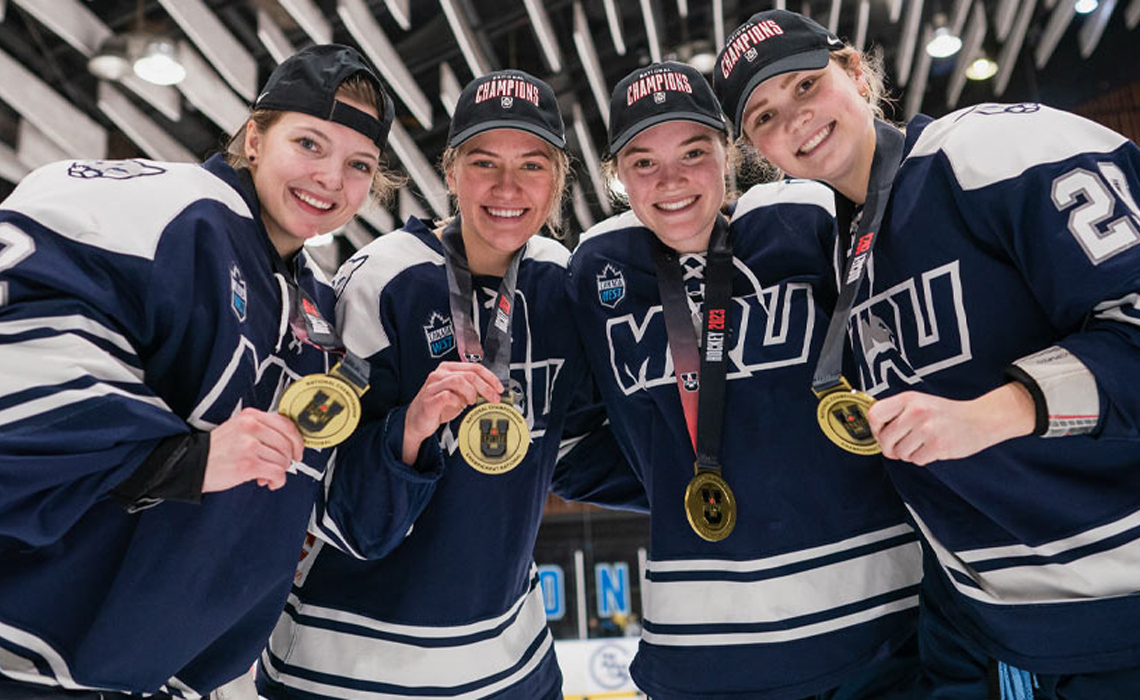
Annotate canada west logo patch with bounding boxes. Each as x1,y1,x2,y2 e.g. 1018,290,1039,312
596,264,625,309
423,311,455,358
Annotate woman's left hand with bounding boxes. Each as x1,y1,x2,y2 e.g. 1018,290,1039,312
866,382,1037,466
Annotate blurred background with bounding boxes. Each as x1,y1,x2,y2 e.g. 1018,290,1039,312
1,1,1137,695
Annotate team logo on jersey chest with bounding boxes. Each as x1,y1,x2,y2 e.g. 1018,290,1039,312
230,263,248,322
597,264,626,308
423,311,455,358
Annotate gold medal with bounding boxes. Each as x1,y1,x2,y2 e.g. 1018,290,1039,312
458,395,529,475
278,361,368,448
814,377,880,455
684,470,736,542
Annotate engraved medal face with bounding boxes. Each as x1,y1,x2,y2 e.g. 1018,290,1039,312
458,399,529,474
816,389,880,455
683,471,736,542
278,373,362,448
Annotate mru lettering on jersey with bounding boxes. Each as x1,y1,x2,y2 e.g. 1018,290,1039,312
849,260,972,394
605,273,817,395
626,68,694,106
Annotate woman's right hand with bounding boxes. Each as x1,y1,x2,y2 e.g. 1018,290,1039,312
203,407,305,492
402,362,504,464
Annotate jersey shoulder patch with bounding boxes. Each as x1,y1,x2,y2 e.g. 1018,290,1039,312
1,159,251,260
524,235,570,268
732,178,836,221
907,103,1130,191
577,210,645,249
334,227,444,359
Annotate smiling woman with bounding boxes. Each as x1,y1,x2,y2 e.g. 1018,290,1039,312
0,44,401,698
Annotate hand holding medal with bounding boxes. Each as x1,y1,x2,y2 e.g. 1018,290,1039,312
810,120,905,456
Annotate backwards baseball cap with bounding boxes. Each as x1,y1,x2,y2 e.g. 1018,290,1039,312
713,10,844,133
447,70,566,150
254,44,395,150
606,61,727,158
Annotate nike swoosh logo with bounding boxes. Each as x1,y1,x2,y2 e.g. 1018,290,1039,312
827,35,842,45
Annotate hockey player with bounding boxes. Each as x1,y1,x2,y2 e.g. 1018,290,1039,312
566,61,921,699
0,45,397,697
256,70,645,700
715,9,1140,699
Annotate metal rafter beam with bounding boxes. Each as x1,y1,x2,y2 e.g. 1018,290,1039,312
339,0,434,130
995,0,1036,95
1079,0,1119,58
601,0,628,55
572,1,610,128
571,101,612,217
97,82,195,162
176,41,248,133
439,0,493,78
947,3,986,108
12,0,180,121
440,61,462,118
713,0,725,50
0,141,28,185
399,186,430,222
355,203,394,236
17,120,70,169
639,0,662,63
904,25,934,118
1035,0,1077,69
388,121,449,218
278,0,333,44
0,47,106,158
895,0,924,87
571,182,595,232
157,0,258,102
257,8,295,65
828,0,842,33
523,0,563,72
1128,0,1140,28
994,0,1019,40
385,0,412,31
853,0,870,51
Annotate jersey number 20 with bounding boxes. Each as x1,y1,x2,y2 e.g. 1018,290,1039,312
1052,163,1140,265
0,223,36,307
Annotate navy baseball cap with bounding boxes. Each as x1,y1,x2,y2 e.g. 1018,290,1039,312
254,44,395,150
713,10,844,133
447,70,566,150
606,61,727,158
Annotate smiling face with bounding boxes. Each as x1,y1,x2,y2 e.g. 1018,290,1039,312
615,120,728,254
446,128,559,276
739,58,876,202
244,95,380,257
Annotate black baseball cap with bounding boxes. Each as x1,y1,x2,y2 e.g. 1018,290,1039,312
713,10,844,133
447,70,566,150
606,61,727,158
254,44,395,150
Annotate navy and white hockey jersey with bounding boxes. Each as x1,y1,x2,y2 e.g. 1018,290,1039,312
0,156,339,695
851,104,1140,672
567,180,921,699
258,217,646,700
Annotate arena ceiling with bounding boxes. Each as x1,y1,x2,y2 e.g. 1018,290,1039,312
0,0,1137,257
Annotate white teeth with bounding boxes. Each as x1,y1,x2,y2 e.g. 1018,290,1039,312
487,208,525,218
294,190,333,210
657,196,697,212
798,124,833,155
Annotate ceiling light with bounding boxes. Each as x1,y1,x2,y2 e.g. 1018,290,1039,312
88,35,132,81
966,56,998,80
133,37,186,86
1075,0,1098,13
925,26,962,58
687,51,717,74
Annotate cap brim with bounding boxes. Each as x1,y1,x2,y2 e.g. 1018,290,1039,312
607,112,728,158
731,48,831,132
448,121,567,151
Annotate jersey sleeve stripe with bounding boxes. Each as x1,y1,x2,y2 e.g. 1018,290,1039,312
0,384,170,430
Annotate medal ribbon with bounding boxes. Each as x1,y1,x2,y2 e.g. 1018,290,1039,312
652,215,733,473
264,228,371,393
440,216,523,386
811,119,906,394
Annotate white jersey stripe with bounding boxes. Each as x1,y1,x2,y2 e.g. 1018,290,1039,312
910,505,1140,604
0,314,135,355
644,539,921,627
267,582,550,692
647,523,914,574
0,334,144,398
0,383,169,429
642,595,919,647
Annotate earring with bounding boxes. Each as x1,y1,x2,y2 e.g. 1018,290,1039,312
248,154,256,162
